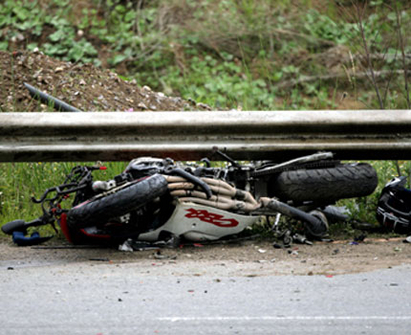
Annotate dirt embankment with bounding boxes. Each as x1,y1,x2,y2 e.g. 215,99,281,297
0,50,211,112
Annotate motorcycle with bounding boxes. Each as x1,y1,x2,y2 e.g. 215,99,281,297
1,150,378,248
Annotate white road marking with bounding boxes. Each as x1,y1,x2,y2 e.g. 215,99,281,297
158,316,411,322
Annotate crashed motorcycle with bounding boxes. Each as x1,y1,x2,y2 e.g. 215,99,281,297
1,151,378,247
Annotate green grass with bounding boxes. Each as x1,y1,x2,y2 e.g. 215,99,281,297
0,161,126,225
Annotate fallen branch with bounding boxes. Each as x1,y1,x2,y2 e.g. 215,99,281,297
276,69,406,89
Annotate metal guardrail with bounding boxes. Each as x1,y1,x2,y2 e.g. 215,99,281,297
0,110,410,162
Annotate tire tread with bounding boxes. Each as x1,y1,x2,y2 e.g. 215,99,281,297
269,163,378,202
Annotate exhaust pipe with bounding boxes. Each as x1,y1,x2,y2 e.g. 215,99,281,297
261,198,328,238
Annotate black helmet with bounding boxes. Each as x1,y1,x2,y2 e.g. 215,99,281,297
376,176,411,234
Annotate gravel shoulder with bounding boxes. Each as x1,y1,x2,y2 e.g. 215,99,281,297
1,237,410,277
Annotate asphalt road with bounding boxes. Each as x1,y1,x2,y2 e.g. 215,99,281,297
1,259,411,334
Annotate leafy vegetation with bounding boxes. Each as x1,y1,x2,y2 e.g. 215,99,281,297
1,0,409,109
1,0,411,235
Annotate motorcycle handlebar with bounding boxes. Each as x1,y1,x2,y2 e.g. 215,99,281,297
1,218,44,235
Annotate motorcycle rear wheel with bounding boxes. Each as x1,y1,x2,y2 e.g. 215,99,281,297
66,174,168,229
268,163,378,203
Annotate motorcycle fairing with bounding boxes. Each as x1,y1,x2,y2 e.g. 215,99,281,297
138,201,260,242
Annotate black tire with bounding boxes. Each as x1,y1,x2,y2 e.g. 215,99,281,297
269,163,378,203
67,174,168,229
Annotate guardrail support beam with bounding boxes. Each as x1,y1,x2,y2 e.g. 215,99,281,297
0,111,410,162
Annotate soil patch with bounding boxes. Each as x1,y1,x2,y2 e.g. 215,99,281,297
0,50,211,112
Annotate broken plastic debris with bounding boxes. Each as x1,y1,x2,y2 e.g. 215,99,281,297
403,236,411,243
118,239,159,251
119,240,133,252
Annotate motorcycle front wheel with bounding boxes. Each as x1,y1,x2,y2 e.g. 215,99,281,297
268,163,378,203
66,174,169,230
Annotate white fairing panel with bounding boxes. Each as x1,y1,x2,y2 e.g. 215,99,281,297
138,202,260,242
